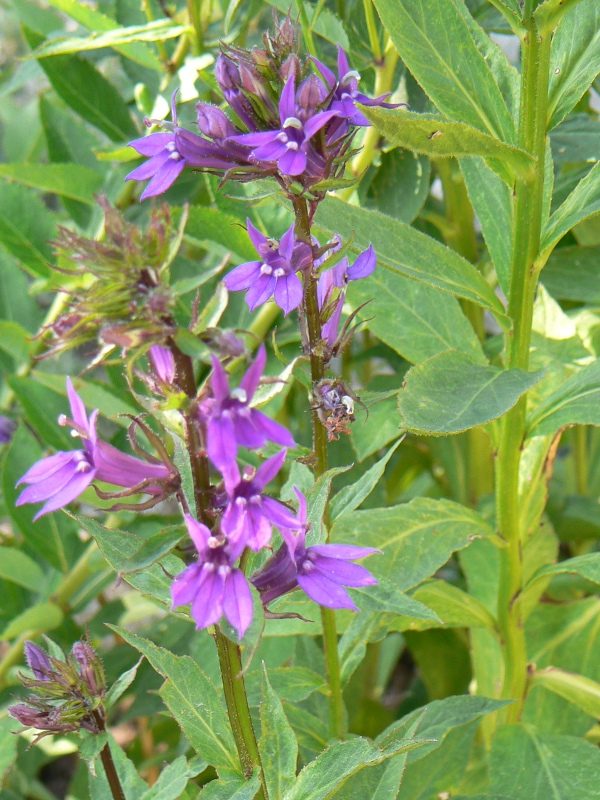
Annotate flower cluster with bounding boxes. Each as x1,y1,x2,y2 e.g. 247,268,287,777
9,640,106,740
16,378,177,519
126,19,396,196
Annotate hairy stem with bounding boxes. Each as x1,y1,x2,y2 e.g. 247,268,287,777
171,343,266,795
92,711,126,800
495,17,552,723
293,197,347,739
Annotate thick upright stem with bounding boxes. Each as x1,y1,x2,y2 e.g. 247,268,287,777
171,345,267,796
293,198,347,739
92,711,126,800
495,19,552,722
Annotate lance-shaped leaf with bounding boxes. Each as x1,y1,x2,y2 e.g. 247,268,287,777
330,441,401,519
527,358,600,435
315,198,508,327
490,724,600,799
410,580,497,631
362,108,533,184
111,626,240,773
530,667,600,720
522,552,600,604
546,0,600,129
259,668,298,800
0,163,102,205
398,351,542,435
541,161,600,255
373,0,515,142
0,183,55,278
330,497,493,591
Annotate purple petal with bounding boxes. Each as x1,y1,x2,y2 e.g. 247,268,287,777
17,451,76,486
249,410,295,447
312,556,377,587
210,356,230,403
278,223,296,263
246,274,276,310
240,345,266,400
223,570,254,637
277,148,307,177
253,449,287,490
293,487,307,525
224,261,262,291
303,110,339,140
17,460,84,506
348,245,376,281
171,563,203,606
246,219,268,254
126,152,170,182
128,133,174,157
207,415,240,492
309,544,381,560
310,56,336,89
274,272,303,314
337,48,351,79
66,378,90,434
149,345,175,384
34,469,96,519
184,514,212,556
243,505,273,550
262,496,301,529
24,641,52,681
191,569,225,629
297,571,357,610
322,295,344,348
253,139,289,163
279,76,297,123
140,158,185,200
93,442,169,488
230,131,279,147
232,414,269,449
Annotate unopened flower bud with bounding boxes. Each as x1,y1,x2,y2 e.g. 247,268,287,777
24,641,52,681
196,104,236,140
149,344,176,385
71,640,106,697
215,54,241,92
0,415,16,445
297,75,325,116
280,54,300,83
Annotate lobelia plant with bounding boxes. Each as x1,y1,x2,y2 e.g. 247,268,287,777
2,2,600,800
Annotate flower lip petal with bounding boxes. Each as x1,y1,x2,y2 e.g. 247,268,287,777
274,272,303,314
309,544,381,560
224,261,262,291
240,344,266,400
278,76,297,124
33,468,96,520
128,133,175,157
140,157,185,200
223,569,253,637
297,571,358,610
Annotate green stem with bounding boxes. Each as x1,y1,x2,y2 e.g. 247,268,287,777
293,197,346,739
295,0,316,57
186,0,203,53
495,17,553,724
363,0,382,62
574,426,588,496
173,347,266,795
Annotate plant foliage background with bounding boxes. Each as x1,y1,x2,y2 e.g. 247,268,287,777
0,0,600,798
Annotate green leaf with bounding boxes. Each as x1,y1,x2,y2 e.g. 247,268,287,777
550,115,600,164
398,351,541,435
24,26,136,142
523,553,600,598
184,206,257,261
0,320,31,364
0,163,102,204
350,391,402,462
0,601,63,641
112,626,240,773
246,666,325,705
460,157,512,295
0,717,19,781
490,725,600,799
305,465,351,544
0,182,54,277
9,376,74,451
105,658,143,709
330,440,401,519
542,246,600,303
527,359,600,435
542,161,600,254
364,108,532,183
530,668,600,719
282,736,427,800
352,579,440,622
31,20,187,59
546,0,600,129
365,148,431,225
330,497,493,591
198,773,261,800
373,0,515,142
141,756,198,800
410,579,497,631
44,0,161,70
259,667,298,800
0,547,45,591
89,732,148,800
316,198,507,325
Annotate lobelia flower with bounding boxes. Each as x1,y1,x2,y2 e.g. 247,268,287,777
0,415,16,445
203,346,295,490
252,489,379,610
224,219,311,313
126,94,247,200
221,449,301,551
149,344,176,385
16,378,172,519
230,75,339,176
313,47,400,128
171,514,253,636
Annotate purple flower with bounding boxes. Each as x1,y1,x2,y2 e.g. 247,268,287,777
16,378,172,519
221,450,300,551
313,47,399,128
149,344,176,385
0,415,15,444
127,95,245,200
24,641,52,681
215,53,260,131
230,76,338,176
171,514,253,637
252,489,379,610
204,346,295,490
224,219,311,313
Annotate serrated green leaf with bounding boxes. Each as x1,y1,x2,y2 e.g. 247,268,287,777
89,732,148,800
316,198,507,325
105,658,143,709
490,725,600,799
546,0,600,129
330,497,493,591
352,578,440,622
398,351,541,435
527,359,600,435
141,756,197,800
373,0,515,142
111,626,239,772
259,667,298,800
542,161,600,254
364,108,532,183
330,440,401,519
198,773,260,800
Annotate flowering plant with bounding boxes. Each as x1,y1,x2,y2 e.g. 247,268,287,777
2,3,600,799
